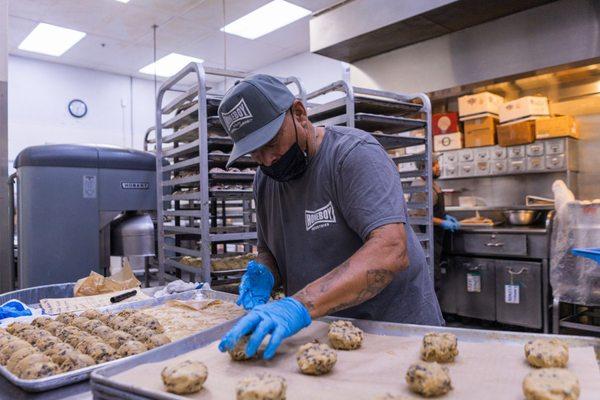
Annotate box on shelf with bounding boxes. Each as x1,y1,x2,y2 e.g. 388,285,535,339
464,116,497,148
458,92,504,119
434,132,463,152
535,116,578,139
497,120,536,147
499,96,550,124
432,113,459,135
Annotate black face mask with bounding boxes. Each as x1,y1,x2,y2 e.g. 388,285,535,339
260,113,308,182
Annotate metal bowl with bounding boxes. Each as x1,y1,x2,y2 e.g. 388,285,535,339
503,210,539,226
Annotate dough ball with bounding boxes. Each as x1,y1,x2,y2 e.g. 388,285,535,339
6,322,31,335
405,361,452,397
105,330,134,349
236,373,286,400
132,314,164,333
523,368,580,400
145,334,171,350
34,335,61,352
228,336,255,361
328,320,364,350
80,319,104,333
31,317,53,328
91,324,114,337
161,360,208,395
65,332,94,348
56,312,77,325
0,339,33,365
71,317,91,330
58,351,96,372
55,325,82,342
44,321,65,335
7,347,38,373
127,326,154,342
116,309,139,319
117,340,148,357
44,342,75,365
106,316,129,330
19,361,59,380
524,339,569,368
296,342,337,375
75,337,103,354
420,332,459,363
87,342,116,363
0,334,13,348
13,353,51,377
97,313,112,324
80,309,103,320
18,328,48,344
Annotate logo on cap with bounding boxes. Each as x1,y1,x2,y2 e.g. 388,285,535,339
222,98,253,133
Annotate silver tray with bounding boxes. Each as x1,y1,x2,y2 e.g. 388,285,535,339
90,316,600,400
0,289,238,392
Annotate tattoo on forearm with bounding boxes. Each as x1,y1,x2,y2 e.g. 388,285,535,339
318,260,350,293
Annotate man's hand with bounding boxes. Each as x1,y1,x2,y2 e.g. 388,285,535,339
237,261,275,310
440,215,460,232
219,297,311,360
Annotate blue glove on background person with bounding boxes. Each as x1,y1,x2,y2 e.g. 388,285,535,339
440,215,460,232
237,261,275,310
219,297,311,360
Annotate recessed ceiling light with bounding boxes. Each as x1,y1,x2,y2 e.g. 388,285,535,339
18,23,86,56
221,0,311,40
114,0,130,3
139,53,204,78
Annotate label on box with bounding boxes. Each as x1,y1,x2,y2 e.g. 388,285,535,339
504,284,520,304
467,272,481,293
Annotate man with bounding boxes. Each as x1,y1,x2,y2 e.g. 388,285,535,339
218,75,443,361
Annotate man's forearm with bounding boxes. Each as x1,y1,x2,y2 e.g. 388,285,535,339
256,245,281,288
293,223,408,318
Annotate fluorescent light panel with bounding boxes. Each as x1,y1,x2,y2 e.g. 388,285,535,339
18,23,86,56
114,0,130,3
221,0,311,40
139,53,204,78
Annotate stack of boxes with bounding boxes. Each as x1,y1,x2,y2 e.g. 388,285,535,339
459,92,503,148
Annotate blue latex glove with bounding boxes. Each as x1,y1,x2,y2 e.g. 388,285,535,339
440,215,460,232
0,300,32,320
219,297,311,360
572,248,600,264
237,261,275,310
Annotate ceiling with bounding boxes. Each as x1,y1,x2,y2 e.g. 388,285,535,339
7,0,340,85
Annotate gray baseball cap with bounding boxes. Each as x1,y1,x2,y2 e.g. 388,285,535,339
218,74,295,168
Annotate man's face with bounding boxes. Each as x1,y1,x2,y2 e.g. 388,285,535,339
250,110,296,167
432,159,441,178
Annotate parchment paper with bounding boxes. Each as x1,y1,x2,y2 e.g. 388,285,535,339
73,263,141,297
40,288,149,314
112,322,600,399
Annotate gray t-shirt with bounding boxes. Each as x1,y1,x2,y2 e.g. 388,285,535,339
254,126,444,326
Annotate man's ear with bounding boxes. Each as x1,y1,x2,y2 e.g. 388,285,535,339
291,100,308,127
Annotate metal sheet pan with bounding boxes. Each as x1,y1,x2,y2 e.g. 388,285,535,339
0,289,238,392
90,316,600,400
308,96,422,122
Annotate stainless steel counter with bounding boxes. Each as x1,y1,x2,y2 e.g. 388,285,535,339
457,225,548,234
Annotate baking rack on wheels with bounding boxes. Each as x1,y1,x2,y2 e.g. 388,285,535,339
154,63,305,288
306,81,435,274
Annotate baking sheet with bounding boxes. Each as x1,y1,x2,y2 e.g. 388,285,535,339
108,321,600,400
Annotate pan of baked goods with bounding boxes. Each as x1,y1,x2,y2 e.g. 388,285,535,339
90,317,600,400
0,289,242,392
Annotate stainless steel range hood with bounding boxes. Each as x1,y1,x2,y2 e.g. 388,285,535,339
310,0,558,62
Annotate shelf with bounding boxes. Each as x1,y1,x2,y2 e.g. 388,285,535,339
312,113,426,138
209,172,255,182
439,168,570,180
209,153,257,168
308,96,422,122
392,153,427,164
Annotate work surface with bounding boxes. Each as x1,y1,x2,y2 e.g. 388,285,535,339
110,321,600,399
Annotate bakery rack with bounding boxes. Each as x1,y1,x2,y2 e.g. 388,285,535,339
306,81,435,275
154,63,305,286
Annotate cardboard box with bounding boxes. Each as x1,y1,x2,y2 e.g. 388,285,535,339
464,116,497,148
434,132,463,152
458,92,504,119
432,113,459,135
535,116,578,139
499,96,549,123
497,120,536,147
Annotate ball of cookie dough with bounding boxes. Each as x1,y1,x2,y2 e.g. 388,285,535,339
128,326,154,342
7,347,38,373
106,316,128,330
34,335,61,352
0,334,13,347
145,334,171,350
58,351,96,372
420,332,459,363
161,360,208,395
229,336,254,361
44,342,75,365
65,332,94,348
523,368,580,400
43,321,65,336
80,319,104,333
117,340,147,357
97,313,112,324
296,342,337,375
328,320,364,350
55,325,82,342
236,373,286,400
31,317,53,329
105,330,134,349
524,339,569,368
405,361,452,397
56,312,77,325
71,317,91,330
87,342,116,363
80,309,103,320
92,324,114,338
75,337,103,354
13,353,51,377
132,314,164,333
0,339,34,365
6,322,31,335
116,309,139,319
19,361,59,379
16,328,44,344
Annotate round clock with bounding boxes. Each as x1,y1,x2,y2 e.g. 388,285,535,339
68,99,87,118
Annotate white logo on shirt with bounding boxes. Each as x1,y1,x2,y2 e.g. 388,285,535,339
222,98,253,133
305,201,336,231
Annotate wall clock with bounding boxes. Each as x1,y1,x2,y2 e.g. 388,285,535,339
68,99,87,118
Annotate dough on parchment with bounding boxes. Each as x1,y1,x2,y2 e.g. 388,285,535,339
33,335,61,351
54,325,82,342
92,324,114,338
80,319,105,333
105,330,134,349
145,334,171,350
6,322,31,335
44,342,75,365
523,368,580,400
70,317,91,330
127,326,154,342
106,316,129,330
86,342,117,363
58,351,96,372
229,336,255,361
236,373,286,400
328,320,364,350
56,312,77,325
0,339,34,365
420,332,459,363
524,339,569,368
296,342,337,375
161,360,208,395
13,353,51,377
117,340,147,357
131,313,164,333
405,361,452,397
43,321,65,335
7,347,38,373
65,332,95,348
19,361,59,379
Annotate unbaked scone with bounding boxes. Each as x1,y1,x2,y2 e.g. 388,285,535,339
145,334,171,350
19,361,59,379
523,368,580,400
296,342,337,375
58,351,96,372
229,336,255,361
524,339,569,368
0,339,34,365
405,361,452,397
236,373,286,400
161,360,208,394
117,340,147,357
328,320,364,350
421,332,459,363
